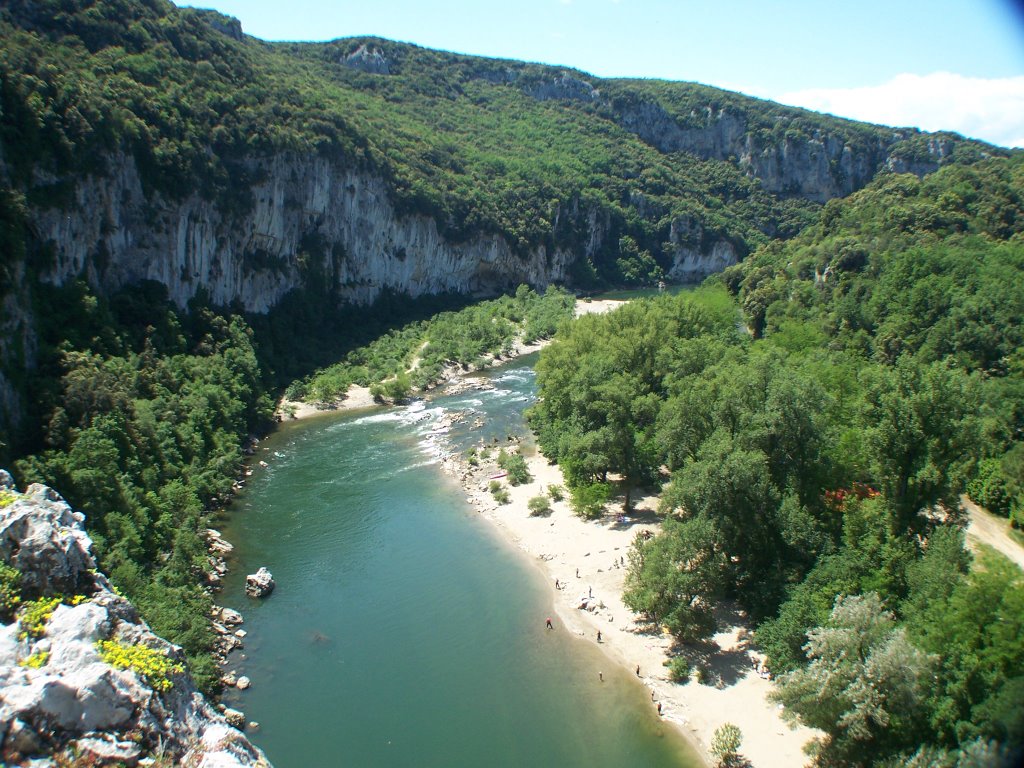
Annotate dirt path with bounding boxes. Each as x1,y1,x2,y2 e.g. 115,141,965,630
962,496,1024,570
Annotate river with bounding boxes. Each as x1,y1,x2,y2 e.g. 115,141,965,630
217,355,701,767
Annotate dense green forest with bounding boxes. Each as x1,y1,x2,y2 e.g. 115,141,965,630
529,156,1024,766
293,285,575,404
10,280,273,691
0,0,1001,293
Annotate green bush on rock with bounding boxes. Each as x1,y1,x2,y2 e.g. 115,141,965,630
0,564,21,622
97,640,184,693
18,597,62,640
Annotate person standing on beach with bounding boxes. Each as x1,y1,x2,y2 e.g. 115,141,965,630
597,630,602,642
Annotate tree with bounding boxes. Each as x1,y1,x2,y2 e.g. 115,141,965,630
864,359,979,528
905,549,1024,751
569,482,611,519
661,436,784,605
772,592,934,766
623,516,727,641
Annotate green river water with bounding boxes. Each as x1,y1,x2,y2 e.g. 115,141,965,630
217,357,701,767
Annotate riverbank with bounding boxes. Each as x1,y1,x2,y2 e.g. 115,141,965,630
272,294,819,764
274,299,626,421
438,439,817,768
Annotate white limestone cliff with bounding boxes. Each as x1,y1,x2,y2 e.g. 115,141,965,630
26,153,577,313
0,470,272,768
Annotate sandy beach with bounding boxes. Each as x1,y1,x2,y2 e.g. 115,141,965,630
438,441,817,768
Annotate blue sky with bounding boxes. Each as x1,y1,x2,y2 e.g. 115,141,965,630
171,0,1024,147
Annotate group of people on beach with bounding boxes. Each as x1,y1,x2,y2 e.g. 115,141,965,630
751,656,772,680
543,609,664,716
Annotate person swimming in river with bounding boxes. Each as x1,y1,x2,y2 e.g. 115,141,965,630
545,617,553,629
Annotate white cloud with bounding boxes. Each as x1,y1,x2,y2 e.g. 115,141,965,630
778,72,1024,149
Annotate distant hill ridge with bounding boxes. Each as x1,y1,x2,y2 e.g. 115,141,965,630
0,0,1006,294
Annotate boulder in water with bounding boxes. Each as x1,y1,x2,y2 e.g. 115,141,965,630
245,567,275,598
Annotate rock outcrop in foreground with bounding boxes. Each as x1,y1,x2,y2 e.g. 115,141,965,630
0,470,271,767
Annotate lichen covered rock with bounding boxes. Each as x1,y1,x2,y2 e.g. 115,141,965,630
0,475,271,767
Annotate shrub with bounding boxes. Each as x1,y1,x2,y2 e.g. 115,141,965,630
547,484,564,502
372,372,412,403
489,480,501,493
97,640,184,693
710,723,743,767
283,380,307,401
667,655,691,683
0,490,17,508
18,597,62,639
570,482,611,519
0,564,21,622
493,488,511,505
528,495,551,516
503,453,532,486
19,650,49,669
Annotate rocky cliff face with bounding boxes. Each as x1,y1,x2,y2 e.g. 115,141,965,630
609,99,942,204
665,215,740,282
0,470,272,767
25,153,577,314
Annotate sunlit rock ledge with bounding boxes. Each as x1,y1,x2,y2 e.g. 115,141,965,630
0,469,271,768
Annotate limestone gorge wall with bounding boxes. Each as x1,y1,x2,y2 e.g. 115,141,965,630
27,152,579,313
0,470,270,767
610,96,955,204
504,68,958,204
